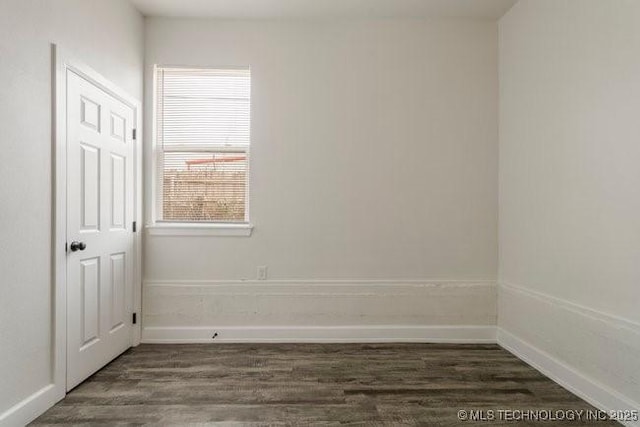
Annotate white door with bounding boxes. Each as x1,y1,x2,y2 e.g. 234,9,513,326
66,70,136,390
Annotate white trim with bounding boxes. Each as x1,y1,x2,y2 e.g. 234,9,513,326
143,278,497,295
51,44,68,412
500,282,640,331
151,64,161,223
152,65,252,225
142,325,497,344
497,329,640,427
0,385,59,427
146,222,254,236
132,75,143,347
159,65,251,72
52,44,142,403
145,278,496,287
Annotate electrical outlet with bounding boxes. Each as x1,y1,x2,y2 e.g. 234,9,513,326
257,265,268,280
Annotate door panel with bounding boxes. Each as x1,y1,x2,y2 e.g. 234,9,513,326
110,154,126,229
80,96,101,131
109,252,126,331
80,144,100,230
67,70,135,390
79,257,100,346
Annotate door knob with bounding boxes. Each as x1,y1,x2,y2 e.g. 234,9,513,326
69,241,86,252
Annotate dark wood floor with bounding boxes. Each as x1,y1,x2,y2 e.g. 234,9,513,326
32,344,618,426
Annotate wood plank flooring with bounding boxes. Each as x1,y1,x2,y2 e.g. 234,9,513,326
31,344,619,426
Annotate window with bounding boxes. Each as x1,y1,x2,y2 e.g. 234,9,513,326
154,67,250,227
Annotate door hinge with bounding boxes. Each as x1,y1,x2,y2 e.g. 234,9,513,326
132,129,137,140
65,242,68,253
132,221,137,232
132,312,137,325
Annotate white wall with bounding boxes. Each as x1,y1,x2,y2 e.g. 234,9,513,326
0,0,143,423
498,0,640,412
143,18,499,337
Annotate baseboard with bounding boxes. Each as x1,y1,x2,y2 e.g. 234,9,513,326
142,325,497,343
0,383,62,427
498,329,640,427
497,282,640,427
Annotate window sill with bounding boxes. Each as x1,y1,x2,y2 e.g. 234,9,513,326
146,222,253,237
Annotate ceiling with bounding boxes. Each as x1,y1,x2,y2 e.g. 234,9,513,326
130,0,517,20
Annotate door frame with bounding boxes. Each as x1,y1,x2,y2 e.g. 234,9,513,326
52,44,142,399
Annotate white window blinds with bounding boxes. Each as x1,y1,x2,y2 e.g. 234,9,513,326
155,67,251,223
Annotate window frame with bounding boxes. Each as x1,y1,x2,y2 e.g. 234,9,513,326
148,64,253,236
